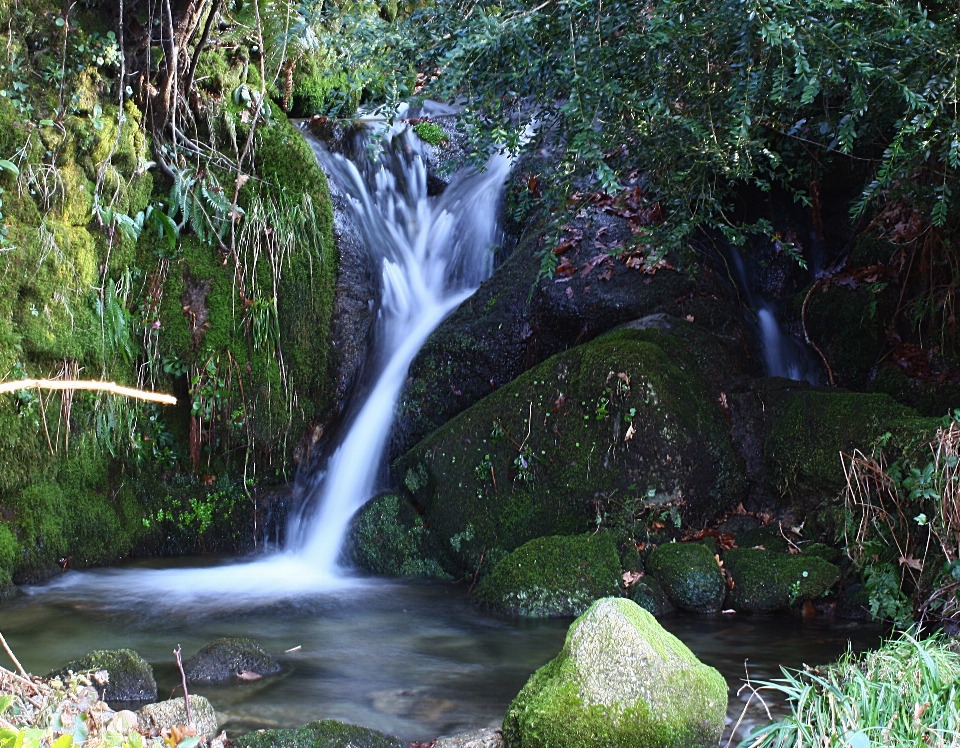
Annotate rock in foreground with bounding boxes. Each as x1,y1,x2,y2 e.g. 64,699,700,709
137,696,219,738
48,649,157,703
503,598,727,748
184,638,281,683
233,720,406,748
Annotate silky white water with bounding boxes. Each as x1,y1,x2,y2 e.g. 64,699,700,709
28,124,510,608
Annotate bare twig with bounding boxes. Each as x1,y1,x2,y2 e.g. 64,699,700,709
0,379,176,405
0,631,28,678
173,645,193,726
801,278,835,386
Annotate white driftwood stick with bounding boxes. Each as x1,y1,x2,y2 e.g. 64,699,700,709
0,379,177,405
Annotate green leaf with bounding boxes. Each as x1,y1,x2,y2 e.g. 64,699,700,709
0,696,12,715
0,159,19,176
51,734,74,748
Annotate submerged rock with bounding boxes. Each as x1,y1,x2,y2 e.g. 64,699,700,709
137,696,218,738
474,534,622,617
647,543,726,614
183,638,280,684
48,649,156,703
502,597,727,748
396,326,744,577
724,548,840,613
233,719,406,748
345,493,449,578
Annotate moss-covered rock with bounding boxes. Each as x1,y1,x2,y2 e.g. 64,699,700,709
137,696,218,738
502,598,727,748
183,638,280,683
801,542,841,563
233,720,406,748
627,576,676,617
48,649,157,703
736,527,789,553
396,327,744,577
474,534,622,617
647,543,726,614
724,548,840,613
868,364,960,419
345,493,449,578
764,389,937,508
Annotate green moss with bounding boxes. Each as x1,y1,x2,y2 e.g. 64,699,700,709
868,364,960,418
627,576,675,617
234,720,406,748
396,327,744,577
764,389,937,508
801,542,841,563
48,649,157,702
646,543,725,614
724,548,840,613
412,121,449,146
345,493,449,578
736,527,789,553
290,55,359,118
503,598,727,748
474,534,622,617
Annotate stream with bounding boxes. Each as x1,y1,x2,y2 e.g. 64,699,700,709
1,560,878,743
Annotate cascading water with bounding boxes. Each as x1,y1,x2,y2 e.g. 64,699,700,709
289,128,510,574
727,245,820,384
27,122,510,608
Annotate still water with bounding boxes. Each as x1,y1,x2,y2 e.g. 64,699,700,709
0,557,879,744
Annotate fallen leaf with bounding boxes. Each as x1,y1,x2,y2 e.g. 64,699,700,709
622,571,642,587
236,670,263,681
899,556,923,570
624,422,636,441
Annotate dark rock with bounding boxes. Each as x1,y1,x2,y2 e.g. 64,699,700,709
717,514,761,536
48,649,156,703
627,576,675,617
345,493,449,578
723,548,840,613
868,364,960,419
395,326,745,577
835,583,872,621
233,720,406,748
647,543,726,614
736,527,789,553
474,534,622,617
183,638,280,684
137,696,218,738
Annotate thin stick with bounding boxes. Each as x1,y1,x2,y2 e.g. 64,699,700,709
0,379,176,405
0,631,28,678
173,645,193,726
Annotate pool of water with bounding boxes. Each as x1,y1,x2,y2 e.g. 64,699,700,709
0,557,880,744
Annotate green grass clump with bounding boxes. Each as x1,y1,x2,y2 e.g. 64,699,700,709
744,632,960,747
412,121,449,146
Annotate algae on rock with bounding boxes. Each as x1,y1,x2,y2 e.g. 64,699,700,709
502,597,727,748
724,548,840,613
473,534,622,617
646,543,726,614
234,719,406,748
396,327,744,578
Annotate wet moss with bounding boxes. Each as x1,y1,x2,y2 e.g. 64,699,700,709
48,648,157,703
474,534,622,617
289,55,358,118
396,327,744,577
234,720,406,748
345,493,449,579
502,598,727,748
724,548,840,613
646,543,726,614
764,389,937,508
627,576,675,617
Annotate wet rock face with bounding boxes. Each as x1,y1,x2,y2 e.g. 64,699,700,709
646,543,726,615
474,534,622,617
396,326,745,578
137,696,219,738
433,728,505,748
502,598,727,748
48,649,157,703
183,638,280,684
233,719,407,748
344,493,449,579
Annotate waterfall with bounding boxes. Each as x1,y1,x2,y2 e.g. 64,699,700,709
289,129,510,573
27,124,510,608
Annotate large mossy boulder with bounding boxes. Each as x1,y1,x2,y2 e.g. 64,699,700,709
724,548,840,613
502,598,727,748
647,543,726,614
48,649,156,703
764,389,936,508
396,327,744,577
474,534,622,617
234,720,406,748
183,638,280,683
345,493,449,578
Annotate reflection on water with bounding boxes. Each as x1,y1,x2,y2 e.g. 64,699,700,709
0,563,879,743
